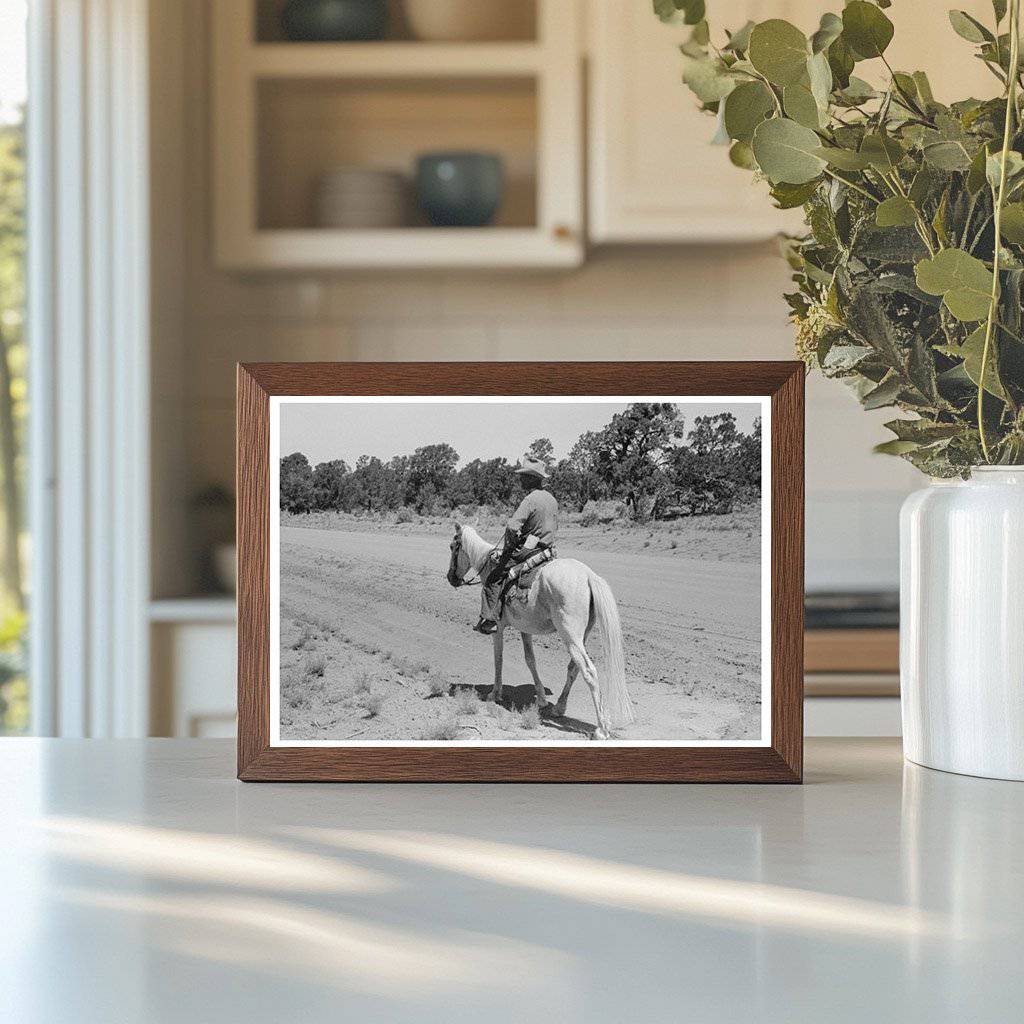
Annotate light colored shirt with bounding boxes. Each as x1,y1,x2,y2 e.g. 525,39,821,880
506,488,558,547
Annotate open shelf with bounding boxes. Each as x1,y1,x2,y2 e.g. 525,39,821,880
254,0,538,45
257,76,537,232
249,42,544,77
213,0,581,268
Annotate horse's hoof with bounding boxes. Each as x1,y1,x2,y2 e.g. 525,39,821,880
593,729,610,741
538,704,557,719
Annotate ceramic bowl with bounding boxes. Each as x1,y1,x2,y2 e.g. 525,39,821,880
281,0,388,42
403,0,534,42
415,152,504,228
315,168,409,228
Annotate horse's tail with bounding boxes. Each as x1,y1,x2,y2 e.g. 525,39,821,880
588,571,635,729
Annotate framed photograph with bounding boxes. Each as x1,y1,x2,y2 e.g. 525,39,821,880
237,362,803,782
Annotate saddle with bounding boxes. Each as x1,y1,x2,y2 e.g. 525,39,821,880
498,546,556,610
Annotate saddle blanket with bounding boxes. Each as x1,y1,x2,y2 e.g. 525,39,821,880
503,546,556,605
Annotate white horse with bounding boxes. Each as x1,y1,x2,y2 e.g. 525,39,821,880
446,522,634,739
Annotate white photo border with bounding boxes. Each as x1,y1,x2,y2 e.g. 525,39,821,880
269,395,772,748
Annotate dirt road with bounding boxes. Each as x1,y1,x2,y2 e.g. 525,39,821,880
279,526,763,742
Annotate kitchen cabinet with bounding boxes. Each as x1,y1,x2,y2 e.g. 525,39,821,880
587,0,999,244
212,0,584,269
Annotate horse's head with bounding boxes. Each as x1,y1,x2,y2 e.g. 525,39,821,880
447,521,470,587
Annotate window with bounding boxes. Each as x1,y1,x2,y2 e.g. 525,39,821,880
0,0,28,734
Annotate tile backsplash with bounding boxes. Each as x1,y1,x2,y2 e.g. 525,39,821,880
150,0,919,596
168,247,916,594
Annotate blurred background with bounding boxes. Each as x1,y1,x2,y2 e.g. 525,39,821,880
0,0,998,740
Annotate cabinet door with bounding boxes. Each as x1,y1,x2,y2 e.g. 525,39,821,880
588,1,815,243
588,1,1003,244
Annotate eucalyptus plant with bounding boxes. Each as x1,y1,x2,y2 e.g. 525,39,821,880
659,0,1024,475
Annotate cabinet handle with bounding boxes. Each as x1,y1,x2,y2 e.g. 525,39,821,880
553,224,574,241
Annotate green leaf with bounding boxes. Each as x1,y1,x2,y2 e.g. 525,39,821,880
874,439,922,456
748,19,810,87
689,20,710,46
875,196,918,228
967,143,993,193
827,35,855,89
810,12,843,54
728,140,758,170
932,190,950,247
752,117,827,184
948,10,993,44
909,165,936,205
924,141,972,171
1000,202,1024,242
681,55,737,103
862,375,902,409
958,324,1007,398
724,20,755,53
815,146,872,170
653,0,676,23
842,1,894,60
770,179,820,209
860,133,905,173
654,0,705,25
994,0,1008,24
836,75,877,104
885,419,963,443
723,81,775,143
986,150,1024,190
807,51,833,110
915,249,994,321
913,71,935,105
783,83,822,128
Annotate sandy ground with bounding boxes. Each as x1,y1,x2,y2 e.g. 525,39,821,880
278,512,763,743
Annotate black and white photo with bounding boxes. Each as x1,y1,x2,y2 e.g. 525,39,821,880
270,396,770,746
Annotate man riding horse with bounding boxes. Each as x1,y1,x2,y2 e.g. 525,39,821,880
473,455,558,635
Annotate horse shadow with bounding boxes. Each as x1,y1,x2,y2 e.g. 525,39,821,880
459,682,550,711
452,683,595,738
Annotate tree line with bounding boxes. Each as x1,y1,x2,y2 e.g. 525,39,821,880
280,403,761,521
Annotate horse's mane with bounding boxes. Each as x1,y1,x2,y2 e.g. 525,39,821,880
460,525,495,570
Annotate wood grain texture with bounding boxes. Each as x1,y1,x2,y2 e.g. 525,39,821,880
236,361,805,783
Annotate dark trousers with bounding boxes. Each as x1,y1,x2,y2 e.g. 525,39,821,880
479,549,511,623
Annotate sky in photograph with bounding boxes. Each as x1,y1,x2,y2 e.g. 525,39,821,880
278,399,763,468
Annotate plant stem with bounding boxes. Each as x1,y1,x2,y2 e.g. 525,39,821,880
821,167,879,203
979,0,1021,463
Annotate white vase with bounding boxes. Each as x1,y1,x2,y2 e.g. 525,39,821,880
900,467,1024,780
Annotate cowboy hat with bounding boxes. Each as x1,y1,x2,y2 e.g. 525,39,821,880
514,455,549,480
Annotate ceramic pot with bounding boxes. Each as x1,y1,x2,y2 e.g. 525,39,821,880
415,152,504,227
403,0,534,42
315,167,409,228
281,0,388,42
900,468,1024,780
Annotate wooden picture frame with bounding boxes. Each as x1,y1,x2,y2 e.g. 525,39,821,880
237,362,804,782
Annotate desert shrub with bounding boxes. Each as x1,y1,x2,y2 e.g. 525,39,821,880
302,654,327,680
282,669,310,709
454,688,480,715
395,507,415,524
291,624,314,651
395,657,429,678
423,716,460,741
357,691,385,718
353,670,373,694
427,671,447,697
519,706,541,730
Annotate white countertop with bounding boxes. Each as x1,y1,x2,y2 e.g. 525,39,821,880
1,738,1021,1023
